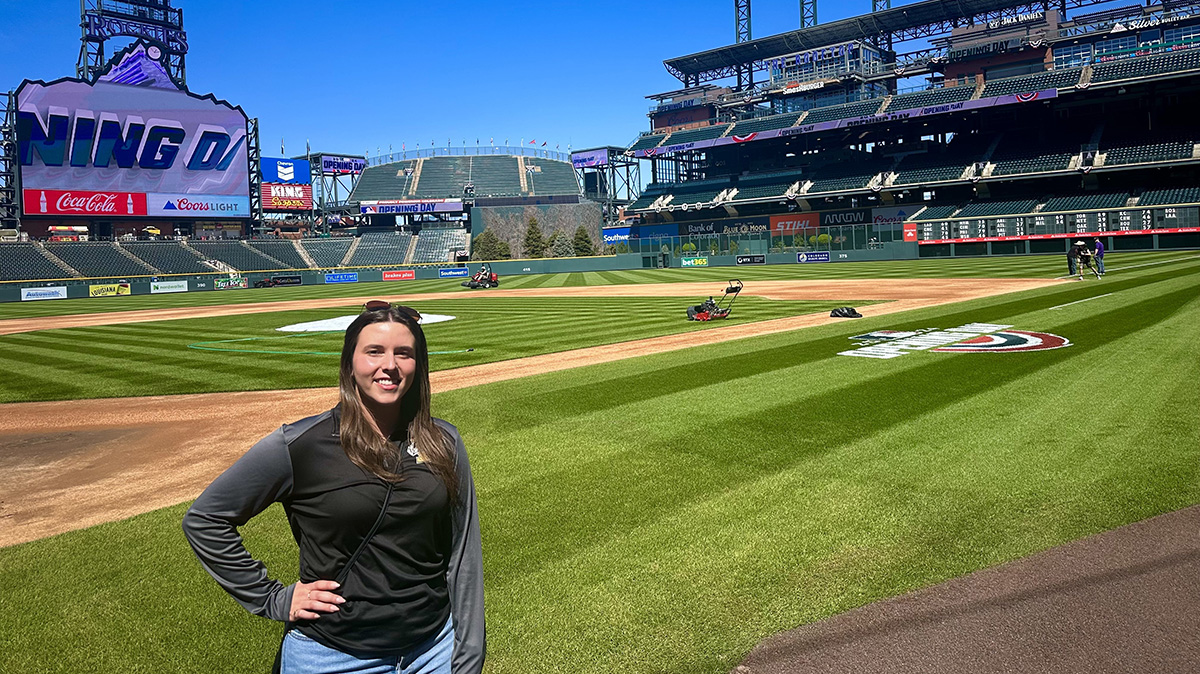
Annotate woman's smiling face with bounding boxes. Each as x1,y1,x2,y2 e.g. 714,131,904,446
352,321,417,409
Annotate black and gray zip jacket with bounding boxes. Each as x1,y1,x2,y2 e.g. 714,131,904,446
182,407,484,673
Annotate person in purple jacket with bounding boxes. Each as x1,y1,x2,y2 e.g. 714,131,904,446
1093,238,1106,276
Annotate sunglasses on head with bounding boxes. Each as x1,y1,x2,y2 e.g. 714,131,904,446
362,300,421,321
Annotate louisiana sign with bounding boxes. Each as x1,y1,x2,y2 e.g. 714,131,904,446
840,323,1072,359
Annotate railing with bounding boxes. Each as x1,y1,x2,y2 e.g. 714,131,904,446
368,145,571,166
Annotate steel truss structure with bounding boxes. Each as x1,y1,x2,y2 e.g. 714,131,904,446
573,148,641,228
247,117,264,235
664,0,1116,87
77,0,187,85
0,91,19,233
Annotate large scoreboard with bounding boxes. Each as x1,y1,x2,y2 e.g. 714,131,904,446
917,206,1200,244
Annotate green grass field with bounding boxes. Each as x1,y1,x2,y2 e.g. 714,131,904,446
2,250,1192,320
1,252,1198,673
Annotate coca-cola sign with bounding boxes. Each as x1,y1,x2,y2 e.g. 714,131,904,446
25,189,147,216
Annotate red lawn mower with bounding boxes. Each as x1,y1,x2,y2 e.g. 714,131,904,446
461,263,500,289
686,279,742,321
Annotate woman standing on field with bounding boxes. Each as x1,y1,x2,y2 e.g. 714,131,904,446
183,302,484,674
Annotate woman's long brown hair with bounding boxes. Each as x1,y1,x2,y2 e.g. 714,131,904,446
337,307,457,503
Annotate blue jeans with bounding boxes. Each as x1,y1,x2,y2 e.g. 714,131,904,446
1097,256,1105,274
281,615,454,674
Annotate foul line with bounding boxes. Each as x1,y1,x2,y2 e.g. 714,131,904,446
1049,293,1114,310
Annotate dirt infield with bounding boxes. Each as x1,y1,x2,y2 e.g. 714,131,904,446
0,278,1056,548
733,504,1200,674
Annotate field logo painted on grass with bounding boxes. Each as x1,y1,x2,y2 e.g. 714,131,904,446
840,323,1072,359
277,313,456,332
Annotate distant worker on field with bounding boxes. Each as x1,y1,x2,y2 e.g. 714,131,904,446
1093,237,1106,276
183,302,485,674
1067,241,1083,279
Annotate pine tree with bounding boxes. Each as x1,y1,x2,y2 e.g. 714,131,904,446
523,217,547,258
572,226,596,257
551,231,575,257
470,228,507,261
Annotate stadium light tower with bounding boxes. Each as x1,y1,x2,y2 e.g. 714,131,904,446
77,0,188,85
735,0,753,89
801,0,817,28
872,0,893,51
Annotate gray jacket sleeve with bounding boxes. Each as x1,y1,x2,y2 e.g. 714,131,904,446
181,426,295,621
446,427,486,674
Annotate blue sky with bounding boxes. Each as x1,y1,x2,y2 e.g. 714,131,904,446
0,0,870,157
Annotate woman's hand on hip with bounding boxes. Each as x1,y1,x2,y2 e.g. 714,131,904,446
289,580,345,621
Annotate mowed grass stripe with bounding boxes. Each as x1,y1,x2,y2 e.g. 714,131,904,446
0,297,853,403
2,262,1197,674
4,251,1196,321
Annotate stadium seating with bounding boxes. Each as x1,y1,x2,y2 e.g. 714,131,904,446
1103,136,1194,166
524,159,580,196
412,228,467,263
629,133,667,152
726,111,805,137
247,240,311,270
1138,187,1200,206
1091,49,1200,84
122,242,210,274
661,125,730,145
953,199,1039,218
0,243,73,281
465,156,523,197
44,242,150,277
989,129,1086,176
300,239,355,268
352,160,419,201
804,156,890,194
981,67,1083,97
627,183,670,210
347,232,413,267
890,153,968,185
801,98,885,125
911,205,961,221
886,85,975,111
1041,193,1130,213
729,171,806,202
189,241,288,272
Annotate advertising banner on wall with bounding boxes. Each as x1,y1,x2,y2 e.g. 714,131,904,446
263,183,314,211
324,272,359,284
17,61,250,218
770,213,820,234
680,256,709,267
271,275,303,286
261,157,311,184
360,199,463,214
150,280,188,294
821,209,871,226
20,286,67,301
871,206,914,226
601,227,631,245
439,268,470,278
797,252,831,263
319,155,366,175
736,254,766,265
383,269,416,281
570,149,609,168
215,277,248,290
89,282,131,297
903,223,919,242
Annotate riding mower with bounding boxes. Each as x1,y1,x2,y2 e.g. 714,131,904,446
686,279,742,321
461,263,500,289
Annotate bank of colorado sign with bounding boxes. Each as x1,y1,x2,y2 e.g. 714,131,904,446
263,183,313,211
